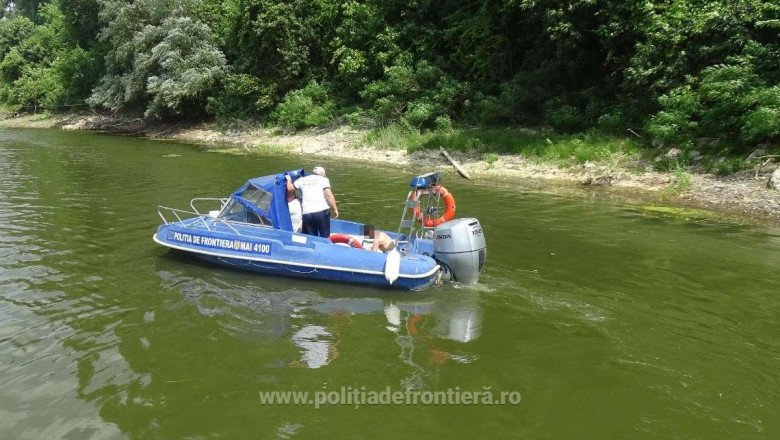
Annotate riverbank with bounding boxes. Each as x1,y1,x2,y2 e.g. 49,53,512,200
2,112,778,224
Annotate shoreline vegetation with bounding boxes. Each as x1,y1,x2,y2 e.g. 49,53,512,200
2,111,778,225
0,1,778,223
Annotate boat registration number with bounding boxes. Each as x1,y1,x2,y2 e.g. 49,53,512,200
167,231,272,255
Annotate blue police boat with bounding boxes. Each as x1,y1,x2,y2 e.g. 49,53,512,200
153,170,486,290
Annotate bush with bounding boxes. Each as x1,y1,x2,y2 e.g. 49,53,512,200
713,157,748,176
648,58,780,147
483,153,499,167
402,100,435,128
462,94,510,126
0,48,28,83
342,107,371,128
544,98,583,132
741,85,780,142
360,58,467,127
206,73,267,120
434,115,453,132
742,106,780,141
51,47,102,105
646,85,701,141
270,80,336,130
363,124,424,151
8,67,64,111
0,16,35,59
596,111,625,132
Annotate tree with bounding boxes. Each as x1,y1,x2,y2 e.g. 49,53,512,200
0,15,35,58
58,0,100,47
88,0,227,117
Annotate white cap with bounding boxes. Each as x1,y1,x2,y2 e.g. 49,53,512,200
312,166,326,176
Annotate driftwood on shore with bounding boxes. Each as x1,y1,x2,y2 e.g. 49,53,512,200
440,148,471,180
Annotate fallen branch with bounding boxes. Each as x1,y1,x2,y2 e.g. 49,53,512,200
756,158,773,179
440,147,471,180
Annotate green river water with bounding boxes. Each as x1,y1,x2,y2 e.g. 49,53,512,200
1,128,779,439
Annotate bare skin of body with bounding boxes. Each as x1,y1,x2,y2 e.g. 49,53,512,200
371,231,395,252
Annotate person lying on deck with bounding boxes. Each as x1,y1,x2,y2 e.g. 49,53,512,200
362,224,395,253
371,231,396,253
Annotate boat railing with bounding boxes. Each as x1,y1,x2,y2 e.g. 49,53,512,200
189,198,229,215
157,205,243,236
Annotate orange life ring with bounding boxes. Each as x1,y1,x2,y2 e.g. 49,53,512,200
329,234,363,249
410,185,456,227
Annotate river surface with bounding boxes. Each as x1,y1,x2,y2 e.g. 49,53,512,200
1,128,779,439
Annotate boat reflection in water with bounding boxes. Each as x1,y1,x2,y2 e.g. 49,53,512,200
304,293,482,383
157,255,482,376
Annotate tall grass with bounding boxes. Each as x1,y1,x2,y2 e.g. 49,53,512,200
362,125,643,167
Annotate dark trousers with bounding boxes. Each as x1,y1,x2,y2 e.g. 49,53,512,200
302,209,331,237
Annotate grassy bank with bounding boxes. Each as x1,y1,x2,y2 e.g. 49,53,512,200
362,124,779,177
1,111,775,179
363,125,643,168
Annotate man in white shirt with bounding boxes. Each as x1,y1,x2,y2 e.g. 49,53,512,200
285,166,338,237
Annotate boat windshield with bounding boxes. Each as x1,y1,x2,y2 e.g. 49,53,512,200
218,184,273,226
239,185,272,212
218,199,262,225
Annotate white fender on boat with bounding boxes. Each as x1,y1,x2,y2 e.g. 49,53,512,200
384,249,401,285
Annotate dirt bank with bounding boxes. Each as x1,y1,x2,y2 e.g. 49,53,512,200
2,112,778,224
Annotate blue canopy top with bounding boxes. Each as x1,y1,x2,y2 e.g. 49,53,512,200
410,171,440,189
230,169,305,231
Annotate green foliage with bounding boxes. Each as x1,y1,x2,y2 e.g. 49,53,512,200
364,124,641,167
663,167,693,197
88,1,226,117
743,105,780,141
200,0,240,47
596,111,625,132
58,0,100,47
646,85,702,141
649,54,780,147
0,0,776,162
0,16,35,58
270,81,336,130
461,94,510,126
52,46,101,104
483,153,499,168
0,48,28,83
363,123,424,151
361,58,467,127
544,98,584,132
226,0,314,101
0,1,99,112
7,66,63,110
206,73,266,120
8,1,49,22
713,157,749,175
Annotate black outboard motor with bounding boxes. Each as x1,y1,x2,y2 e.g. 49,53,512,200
432,218,486,284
